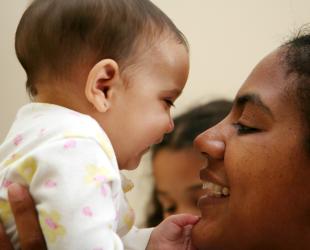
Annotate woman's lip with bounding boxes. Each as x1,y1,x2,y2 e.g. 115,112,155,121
200,167,229,188
198,193,228,208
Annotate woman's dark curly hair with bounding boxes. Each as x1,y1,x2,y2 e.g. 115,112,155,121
283,26,310,153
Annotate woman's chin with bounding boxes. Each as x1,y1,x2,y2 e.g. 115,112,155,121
191,220,208,250
191,218,223,250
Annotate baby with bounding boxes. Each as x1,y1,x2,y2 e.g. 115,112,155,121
0,0,197,249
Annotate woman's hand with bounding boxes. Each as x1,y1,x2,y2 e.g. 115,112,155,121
0,184,46,250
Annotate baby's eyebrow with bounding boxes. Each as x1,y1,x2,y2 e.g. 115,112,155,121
162,88,182,98
235,93,274,119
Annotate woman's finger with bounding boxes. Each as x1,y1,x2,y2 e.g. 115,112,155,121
0,222,14,250
8,183,47,250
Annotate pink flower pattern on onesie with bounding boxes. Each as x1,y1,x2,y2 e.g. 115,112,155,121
44,179,57,188
64,139,76,149
2,179,13,188
1,103,137,249
13,135,23,146
82,206,93,217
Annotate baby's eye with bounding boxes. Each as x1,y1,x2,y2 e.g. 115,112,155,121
233,122,260,135
164,99,175,108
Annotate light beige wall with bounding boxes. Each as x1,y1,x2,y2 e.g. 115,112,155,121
1,1,28,142
1,0,310,225
152,0,310,112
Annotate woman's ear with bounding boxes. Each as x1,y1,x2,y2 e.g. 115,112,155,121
85,59,120,112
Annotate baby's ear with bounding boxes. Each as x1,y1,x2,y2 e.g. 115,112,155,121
85,59,121,112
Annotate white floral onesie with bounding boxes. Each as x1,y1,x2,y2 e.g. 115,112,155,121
0,103,152,250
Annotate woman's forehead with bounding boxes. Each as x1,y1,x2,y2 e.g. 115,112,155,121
238,50,289,99
233,49,301,122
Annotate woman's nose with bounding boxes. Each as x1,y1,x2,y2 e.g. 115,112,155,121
194,126,225,160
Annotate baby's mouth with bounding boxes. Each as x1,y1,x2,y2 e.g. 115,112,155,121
202,181,230,198
141,147,150,154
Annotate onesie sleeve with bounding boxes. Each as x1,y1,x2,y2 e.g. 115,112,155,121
22,137,124,250
122,226,153,250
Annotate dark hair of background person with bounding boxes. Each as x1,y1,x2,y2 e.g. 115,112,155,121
283,26,310,153
147,99,233,227
15,0,188,97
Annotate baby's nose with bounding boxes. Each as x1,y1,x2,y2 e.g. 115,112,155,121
166,118,174,134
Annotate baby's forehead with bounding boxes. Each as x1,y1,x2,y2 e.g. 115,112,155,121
120,34,186,73
131,32,183,57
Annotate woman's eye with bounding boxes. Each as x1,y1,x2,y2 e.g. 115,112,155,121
233,122,260,135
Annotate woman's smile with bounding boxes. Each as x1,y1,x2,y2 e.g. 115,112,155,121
198,167,230,210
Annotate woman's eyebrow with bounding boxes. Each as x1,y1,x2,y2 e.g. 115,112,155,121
235,93,274,119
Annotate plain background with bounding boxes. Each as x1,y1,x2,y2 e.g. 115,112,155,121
1,0,310,226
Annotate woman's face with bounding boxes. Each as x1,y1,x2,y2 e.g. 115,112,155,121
191,49,310,250
153,148,205,218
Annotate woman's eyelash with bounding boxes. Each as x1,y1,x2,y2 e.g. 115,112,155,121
233,122,260,135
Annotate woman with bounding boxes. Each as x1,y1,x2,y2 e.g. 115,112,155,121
2,29,310,250
148,100,232,226
191,30,310,249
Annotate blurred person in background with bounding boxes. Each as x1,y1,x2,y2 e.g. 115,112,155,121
147,100,232,227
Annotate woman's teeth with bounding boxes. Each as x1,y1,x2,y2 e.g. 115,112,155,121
202,181,230,197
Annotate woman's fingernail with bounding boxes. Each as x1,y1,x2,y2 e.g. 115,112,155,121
8,183,25,202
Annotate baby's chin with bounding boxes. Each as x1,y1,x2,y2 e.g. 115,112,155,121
119,152,146,170
119,160,140,171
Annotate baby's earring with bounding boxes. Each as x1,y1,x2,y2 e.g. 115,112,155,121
99,101,110,112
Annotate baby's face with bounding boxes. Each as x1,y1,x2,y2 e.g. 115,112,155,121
107,38,189,170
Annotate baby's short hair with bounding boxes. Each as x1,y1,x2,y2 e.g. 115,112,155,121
15,0,187,97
